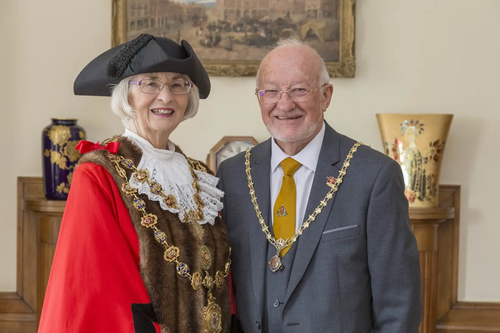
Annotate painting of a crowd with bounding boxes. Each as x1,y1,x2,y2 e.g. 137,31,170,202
126,0,340,62
197,16,332,51
192,8,340,61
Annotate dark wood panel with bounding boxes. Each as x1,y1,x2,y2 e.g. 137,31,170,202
0,293,33,313
0,321,37,333
436,210,456,320
436,302,500,332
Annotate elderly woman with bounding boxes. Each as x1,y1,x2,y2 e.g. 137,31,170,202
38,35,231,333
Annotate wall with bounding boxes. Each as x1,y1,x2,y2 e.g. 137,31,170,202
0,0,16,289
0,0,499,301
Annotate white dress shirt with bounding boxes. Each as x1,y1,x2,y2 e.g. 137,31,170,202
270,123,325,232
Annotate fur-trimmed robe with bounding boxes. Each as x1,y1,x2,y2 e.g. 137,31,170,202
38,136,231,333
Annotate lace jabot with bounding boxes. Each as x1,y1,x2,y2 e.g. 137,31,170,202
123,129,223,225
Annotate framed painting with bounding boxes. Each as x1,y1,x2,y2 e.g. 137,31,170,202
111,0,355,77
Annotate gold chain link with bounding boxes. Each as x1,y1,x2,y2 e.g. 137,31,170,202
245,142,361,251
106,152,231,292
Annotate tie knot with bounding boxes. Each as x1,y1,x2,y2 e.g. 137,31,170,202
280,158,301,176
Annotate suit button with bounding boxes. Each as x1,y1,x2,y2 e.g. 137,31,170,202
273,299,280,308
256,321,261,329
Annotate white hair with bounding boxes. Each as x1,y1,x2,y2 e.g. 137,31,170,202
110,76,200,126
255,38,330,87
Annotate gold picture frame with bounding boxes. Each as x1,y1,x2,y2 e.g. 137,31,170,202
111,0,355,77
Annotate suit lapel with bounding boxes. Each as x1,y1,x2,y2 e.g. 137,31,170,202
286,123,343,301
246,139,272,314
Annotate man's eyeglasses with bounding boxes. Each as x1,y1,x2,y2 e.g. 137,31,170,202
255,84,328,104
129,79,193,95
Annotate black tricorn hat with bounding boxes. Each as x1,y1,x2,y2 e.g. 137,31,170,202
74,34,210,98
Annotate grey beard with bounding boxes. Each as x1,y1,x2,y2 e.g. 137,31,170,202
266,121,319,143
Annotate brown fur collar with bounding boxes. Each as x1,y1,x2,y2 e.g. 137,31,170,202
79,136,231,333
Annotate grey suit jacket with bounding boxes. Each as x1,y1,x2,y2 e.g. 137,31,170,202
217,122,422,333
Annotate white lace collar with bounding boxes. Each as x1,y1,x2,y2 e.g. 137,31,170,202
123,129,224,225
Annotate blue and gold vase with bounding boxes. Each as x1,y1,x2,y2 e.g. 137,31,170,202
42,119,86,200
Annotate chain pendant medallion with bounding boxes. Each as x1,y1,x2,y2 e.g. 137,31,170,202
269,255,282,272
203,294,222,333
269,238,288,271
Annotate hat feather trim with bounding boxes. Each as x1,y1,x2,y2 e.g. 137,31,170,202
106,34,155,79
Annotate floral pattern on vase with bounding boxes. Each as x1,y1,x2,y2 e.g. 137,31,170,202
42,118,86,200
377,114,453,207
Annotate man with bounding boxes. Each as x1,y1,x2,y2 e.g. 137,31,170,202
217,39,422,332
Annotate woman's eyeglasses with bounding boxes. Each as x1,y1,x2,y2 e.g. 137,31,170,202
129,79,193,95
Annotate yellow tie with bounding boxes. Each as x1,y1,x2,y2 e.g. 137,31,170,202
273,158,302,257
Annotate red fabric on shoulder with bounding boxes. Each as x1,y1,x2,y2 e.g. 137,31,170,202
38,163,160,333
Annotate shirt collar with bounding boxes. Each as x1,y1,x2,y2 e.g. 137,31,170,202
123,129,223,226
271,122,325,173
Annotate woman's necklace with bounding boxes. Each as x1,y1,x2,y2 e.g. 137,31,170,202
106,151,230,333
245,142,361,272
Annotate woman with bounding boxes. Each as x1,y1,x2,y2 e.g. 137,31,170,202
38,34,231,333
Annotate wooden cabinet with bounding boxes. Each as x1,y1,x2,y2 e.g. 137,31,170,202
410,185,459,333
26,198,65,323
0,177,65,333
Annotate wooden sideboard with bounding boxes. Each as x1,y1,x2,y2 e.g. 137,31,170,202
411,185,459,333
0,177,65,333
1,178,499,332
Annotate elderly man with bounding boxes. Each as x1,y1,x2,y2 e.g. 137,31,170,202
217,39,422,333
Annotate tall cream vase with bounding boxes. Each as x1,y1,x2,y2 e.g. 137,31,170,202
376,114,453,208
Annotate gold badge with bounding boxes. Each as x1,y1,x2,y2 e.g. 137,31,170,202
163,194,179,209
215,271,224,288
203,273,214,290
134,169,150,183
200,245,212,271
326,176,337,188
154,230,167,245
164,246,179,262
203,297,222,333
121,158,134,168
276,204,288,217
133,197,146,210
191,272,202,290
141,214,157,228
121,183,137,194
269,255,282,273
150,182,162,195
176,262,190,277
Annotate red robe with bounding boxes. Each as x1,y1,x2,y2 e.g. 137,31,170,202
39,162,162,332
